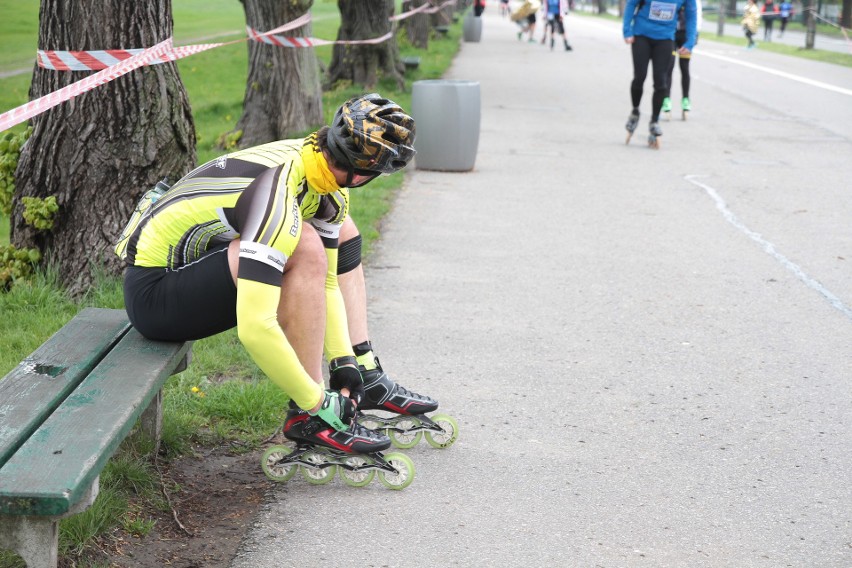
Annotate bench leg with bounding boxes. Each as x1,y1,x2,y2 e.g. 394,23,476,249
174,349,192,374
0,478,99,568
0,515,59,568
141,387,163,456
139,348,190,457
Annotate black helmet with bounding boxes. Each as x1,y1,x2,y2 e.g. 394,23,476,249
326,93,416,176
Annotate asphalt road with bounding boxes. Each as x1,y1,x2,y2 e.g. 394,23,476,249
230,8,852,568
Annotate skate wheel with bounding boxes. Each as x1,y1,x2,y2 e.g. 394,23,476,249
359,416,382,431
389,417,423,449
648,136,661,150
625,132,632,145
300,451,337,485
424,413,459,449
377,452,415,490
340,456,376,487
261,445,298,482
682,111,688,121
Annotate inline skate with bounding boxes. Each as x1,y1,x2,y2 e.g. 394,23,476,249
648,121,663,149
661,97,672,121
625,109,640,144
357,358,459,450
261,407,415,490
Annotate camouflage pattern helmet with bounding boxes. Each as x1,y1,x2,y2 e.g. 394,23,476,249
326,93,416,175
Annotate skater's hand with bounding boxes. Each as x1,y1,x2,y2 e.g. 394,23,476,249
677,46,691,56
329,356,365,406
624,36,635,44
313,390,357,431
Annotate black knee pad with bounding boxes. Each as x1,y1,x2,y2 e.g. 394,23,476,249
337,234,362,275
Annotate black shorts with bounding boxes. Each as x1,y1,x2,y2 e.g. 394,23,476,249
123,243,237,341
547,14,565,34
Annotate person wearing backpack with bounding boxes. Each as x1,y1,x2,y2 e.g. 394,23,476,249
623,0,698,148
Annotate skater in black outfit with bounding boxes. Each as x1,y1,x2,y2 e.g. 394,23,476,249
761,0,780,41
623,0,697,148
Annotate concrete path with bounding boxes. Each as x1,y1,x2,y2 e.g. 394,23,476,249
230,7,852,568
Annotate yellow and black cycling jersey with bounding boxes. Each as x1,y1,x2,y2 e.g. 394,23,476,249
115,135,352,411
116,137,349,270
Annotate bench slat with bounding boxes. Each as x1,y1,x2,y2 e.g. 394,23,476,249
0,329,190,516
0,308,131,469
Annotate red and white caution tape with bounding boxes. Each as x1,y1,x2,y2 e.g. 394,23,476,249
424,0,457,14
1,5,450,132
249,30,394,48
0,38,173,132
1,14,314,130
389,2,433,21
36,13,313,72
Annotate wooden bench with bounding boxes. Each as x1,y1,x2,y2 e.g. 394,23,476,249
0,307,191,568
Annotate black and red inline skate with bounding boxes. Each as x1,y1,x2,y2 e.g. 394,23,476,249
357,358,459,450
261,397,415,490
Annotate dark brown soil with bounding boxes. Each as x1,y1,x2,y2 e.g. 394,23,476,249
85,444,274,568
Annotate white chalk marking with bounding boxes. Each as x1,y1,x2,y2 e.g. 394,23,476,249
685,175,852,321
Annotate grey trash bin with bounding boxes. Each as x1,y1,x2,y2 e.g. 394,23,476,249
463,11,483,42
411,80,481,172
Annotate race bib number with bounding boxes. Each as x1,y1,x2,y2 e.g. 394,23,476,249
648,1,676,21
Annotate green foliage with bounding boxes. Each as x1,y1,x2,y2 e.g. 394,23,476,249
21,195,59,230
0,215,9,247
0,128,33,217
122,512,157,537
216,129,243,150
0,243,41,290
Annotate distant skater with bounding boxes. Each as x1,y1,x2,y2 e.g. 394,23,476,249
623,0,698,148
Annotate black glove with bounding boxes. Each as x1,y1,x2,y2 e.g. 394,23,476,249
329,356,365,406
313,390,356,431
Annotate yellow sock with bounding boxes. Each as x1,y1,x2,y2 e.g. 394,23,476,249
356,351,377,370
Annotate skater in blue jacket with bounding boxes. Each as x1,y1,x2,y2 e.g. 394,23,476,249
623,0,698,148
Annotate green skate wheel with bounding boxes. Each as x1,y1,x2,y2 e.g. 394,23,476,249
424,413,459,449
377,452,415,490
340,456,376,487
300,451,336,485
359,416,382,431
389,417,423,449
261,445,298,482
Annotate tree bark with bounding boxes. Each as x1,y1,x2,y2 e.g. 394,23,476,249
13,0,195,297
235,0,323,147
403,0,430,49
841,0,851,29
327,0,405,91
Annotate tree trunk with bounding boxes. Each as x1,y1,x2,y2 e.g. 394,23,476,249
13,0,195,297
842,0,851,29
236,0,323,147
403,0,430,49
431,4,454,26
327,0,405,91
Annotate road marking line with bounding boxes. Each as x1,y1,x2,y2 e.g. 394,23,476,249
697,50,852,96
685,175,852,321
